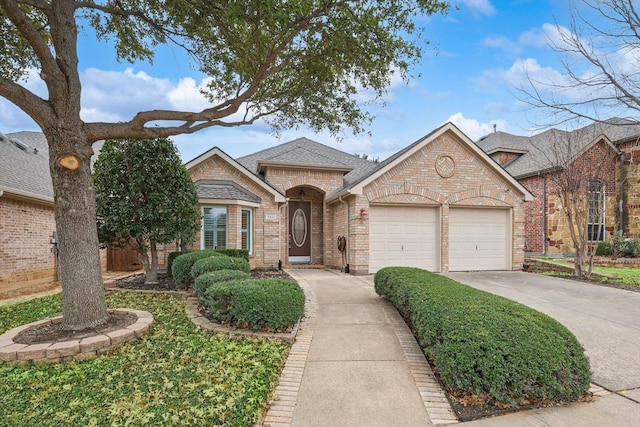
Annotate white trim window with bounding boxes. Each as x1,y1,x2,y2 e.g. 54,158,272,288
587,180,605,242
203,207,227,249
241,209,252,254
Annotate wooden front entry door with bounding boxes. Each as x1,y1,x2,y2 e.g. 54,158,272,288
289,201,311,263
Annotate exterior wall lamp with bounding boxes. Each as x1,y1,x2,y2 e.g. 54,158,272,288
360,208,369,220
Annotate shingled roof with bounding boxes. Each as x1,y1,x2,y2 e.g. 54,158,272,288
194,180,261,203
236,137,379,191
475,118,640,178
0,131,53,202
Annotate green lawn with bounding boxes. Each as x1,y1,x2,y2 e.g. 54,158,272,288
538,257,640,287
0,292,287,426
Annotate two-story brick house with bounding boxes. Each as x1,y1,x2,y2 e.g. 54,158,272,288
476,118,640,256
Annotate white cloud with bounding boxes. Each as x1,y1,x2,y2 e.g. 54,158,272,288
166,77,216,112
446,112,507,140
456,0,497,17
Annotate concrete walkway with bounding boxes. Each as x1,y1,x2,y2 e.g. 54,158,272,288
446,271,640,427
263,269,457,427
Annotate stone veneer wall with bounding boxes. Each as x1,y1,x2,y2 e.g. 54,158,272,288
521,140,618,255
619,140,640,236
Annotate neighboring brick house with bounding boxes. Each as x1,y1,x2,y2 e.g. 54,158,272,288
1,131,58,286
182,122,534,274
0,131,107,287
475,118,640,255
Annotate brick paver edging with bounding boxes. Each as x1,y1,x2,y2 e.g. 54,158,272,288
261,269,317,427
0,309,154,364
183,297,299,344
352,275,459,426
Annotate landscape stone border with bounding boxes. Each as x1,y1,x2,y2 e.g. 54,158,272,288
183,296,298,344
0,309,154,364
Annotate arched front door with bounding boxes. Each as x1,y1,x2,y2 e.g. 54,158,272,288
289,201,311,263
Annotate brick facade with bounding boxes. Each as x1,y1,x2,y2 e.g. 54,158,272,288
0,196,57,286
349,131,526,273
1,194,109,285
182,127,531,274
518,140,618,255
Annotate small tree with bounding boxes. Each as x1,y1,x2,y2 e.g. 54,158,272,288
94,138,201,284
534,128,619,278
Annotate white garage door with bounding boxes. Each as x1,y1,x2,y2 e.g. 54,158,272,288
369,205,439,274
449,208,510,271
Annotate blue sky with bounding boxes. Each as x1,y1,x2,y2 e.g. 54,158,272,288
1,0,592,162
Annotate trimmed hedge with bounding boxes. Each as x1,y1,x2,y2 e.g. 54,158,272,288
191,256,250,281
214,248,250,261
194,269,251,297
374,267,591,406
202,279,305,331
171,250,224,288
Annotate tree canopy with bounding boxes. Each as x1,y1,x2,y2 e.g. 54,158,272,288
0,0,449,330
1,0,449,141
94,138,200,284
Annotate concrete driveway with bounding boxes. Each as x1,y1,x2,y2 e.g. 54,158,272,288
445,271,640,426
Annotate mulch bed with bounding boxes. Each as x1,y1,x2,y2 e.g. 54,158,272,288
12,269,293,347
13,311,137,345
113,269,292,291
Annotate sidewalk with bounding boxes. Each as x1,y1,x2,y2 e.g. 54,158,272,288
262,269,457,427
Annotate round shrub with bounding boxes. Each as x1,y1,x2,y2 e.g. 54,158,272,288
202,279,305,331
190,256,250,282
194,269,251,298
595,241,611,256
166,251,187,277
374,267,591,407
171,250,223,289
230,279,305,330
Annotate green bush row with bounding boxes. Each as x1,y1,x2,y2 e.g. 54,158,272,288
172,250,304,331
166,251,183,277
171,250,223,288
194,269,251,297
374,267,591,406
200,278,305,331
191,256,250,280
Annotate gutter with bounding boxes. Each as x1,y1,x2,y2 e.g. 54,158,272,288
619,150,625,237
0,186,54,206
338,193,350,273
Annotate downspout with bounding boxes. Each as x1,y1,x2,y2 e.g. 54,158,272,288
278,198,290,270
338,193,350,273
542,174,547,255
619,150,625,237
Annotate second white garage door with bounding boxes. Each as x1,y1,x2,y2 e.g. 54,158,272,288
449,208,510,271
369,205,439,273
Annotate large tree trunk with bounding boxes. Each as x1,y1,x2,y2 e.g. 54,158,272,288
46,126,108,330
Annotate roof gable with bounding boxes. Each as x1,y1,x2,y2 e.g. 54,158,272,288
330,122,534,202
477,118,640,178
185,146,286,202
